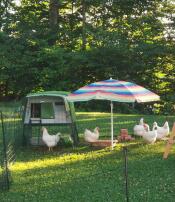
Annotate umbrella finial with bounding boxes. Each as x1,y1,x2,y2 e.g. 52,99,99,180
110,77,113,80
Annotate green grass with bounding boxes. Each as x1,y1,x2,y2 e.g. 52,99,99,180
0,102,21,115
76,112,175,139
0,103,175,201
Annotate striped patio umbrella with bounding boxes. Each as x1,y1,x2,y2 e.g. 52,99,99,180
67,78,160,149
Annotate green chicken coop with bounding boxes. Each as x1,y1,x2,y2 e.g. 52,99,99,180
22,91,78,146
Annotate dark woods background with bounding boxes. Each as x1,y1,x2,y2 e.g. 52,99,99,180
0,0,174,114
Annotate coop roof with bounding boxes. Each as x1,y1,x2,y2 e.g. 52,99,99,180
26,91,70,98
26,91,76,121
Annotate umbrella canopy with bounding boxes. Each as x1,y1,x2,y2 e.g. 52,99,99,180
67,79,160,149
67,79,160,102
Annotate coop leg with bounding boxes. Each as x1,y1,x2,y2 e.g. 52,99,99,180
70,123,79,146
22,124,27,146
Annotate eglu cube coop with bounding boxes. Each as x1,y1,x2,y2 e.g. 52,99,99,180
23,91,78,146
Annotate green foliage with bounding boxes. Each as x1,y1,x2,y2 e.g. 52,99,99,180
0,0,174,110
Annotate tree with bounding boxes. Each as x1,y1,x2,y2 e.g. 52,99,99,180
49,0,59,45
0,0,174,108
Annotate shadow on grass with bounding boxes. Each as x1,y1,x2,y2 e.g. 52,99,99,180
14,138,166,163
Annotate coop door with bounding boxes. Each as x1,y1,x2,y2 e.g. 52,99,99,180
31,103,41,118
54,101,67,123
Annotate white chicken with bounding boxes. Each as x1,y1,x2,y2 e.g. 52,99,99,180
84,127,100,142
42,127,61,151
142,124,157,144
152,121,169,140
133,118,148,136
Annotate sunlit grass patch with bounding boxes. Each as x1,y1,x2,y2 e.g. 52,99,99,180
2,146,125,201
12,148,115,172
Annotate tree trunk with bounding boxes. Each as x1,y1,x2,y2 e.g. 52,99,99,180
0,0,10,29
49,0,59,45
82,0,86,50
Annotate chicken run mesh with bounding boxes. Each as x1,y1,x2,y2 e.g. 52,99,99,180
0,110,23,191
23,124,76,147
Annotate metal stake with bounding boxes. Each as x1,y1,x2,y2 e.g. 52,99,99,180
0,111,10,190
123,146,129,202
110,101,114,150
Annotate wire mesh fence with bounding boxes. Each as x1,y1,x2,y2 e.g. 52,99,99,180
1,107,173,200
76,111,175,140
0,110,23,191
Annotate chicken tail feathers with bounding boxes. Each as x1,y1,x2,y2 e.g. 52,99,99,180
56,132,61,137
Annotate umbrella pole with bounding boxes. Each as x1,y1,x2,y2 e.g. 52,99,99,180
110,101,114,150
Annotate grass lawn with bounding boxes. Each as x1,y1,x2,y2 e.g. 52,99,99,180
0,103,175,201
